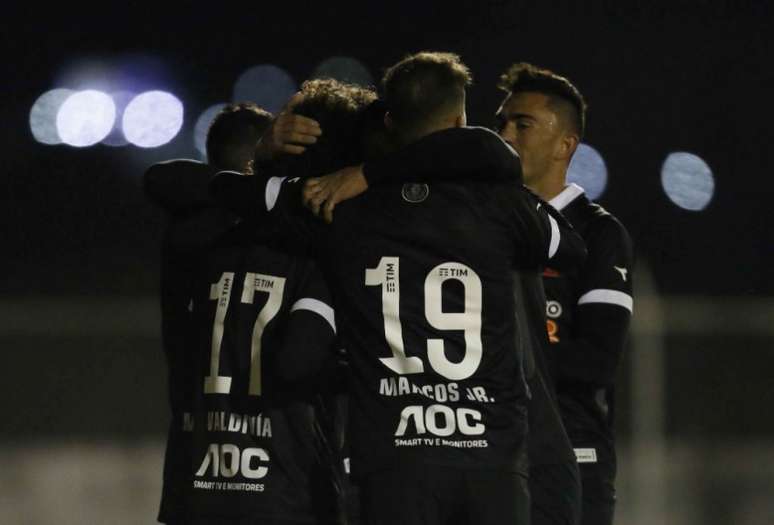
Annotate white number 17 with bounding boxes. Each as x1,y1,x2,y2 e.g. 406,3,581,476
204,272,286,396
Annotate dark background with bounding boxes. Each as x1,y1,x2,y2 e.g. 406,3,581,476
4,1,772,297
2,1,772,440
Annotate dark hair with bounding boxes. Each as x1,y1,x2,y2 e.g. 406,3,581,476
206,102,272,170
381,51,472,138
274,78,377,176
498,62,587,138
360,98,395,160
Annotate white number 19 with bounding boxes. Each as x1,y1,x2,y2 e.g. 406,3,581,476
366,257,483,381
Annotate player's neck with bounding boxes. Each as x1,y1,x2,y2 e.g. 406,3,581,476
528,171,567,202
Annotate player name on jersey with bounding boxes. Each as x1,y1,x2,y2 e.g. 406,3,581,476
206,411,273,437
378,377,496,404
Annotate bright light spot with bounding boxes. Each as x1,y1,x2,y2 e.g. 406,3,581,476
193,103,227,159
567,143,608,200
312,56,374,87
122,91,184,148
56,90,116,147
233,65,296,114
661,152,715,211
30,89,74,145
102,91,135,147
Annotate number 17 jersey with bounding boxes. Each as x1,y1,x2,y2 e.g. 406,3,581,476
187,223,338,523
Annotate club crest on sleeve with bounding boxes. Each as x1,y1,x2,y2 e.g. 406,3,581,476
546,300,563,319
402,183,429,203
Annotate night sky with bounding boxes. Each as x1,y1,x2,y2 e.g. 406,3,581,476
4,2,773,297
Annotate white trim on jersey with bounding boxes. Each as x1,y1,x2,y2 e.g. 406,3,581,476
265,176,288,211
577,289,633,313
549,182,585,211
548,213,560,259
291,298,337,333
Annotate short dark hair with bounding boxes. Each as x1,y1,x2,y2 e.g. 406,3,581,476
206,102,272,170
274,78,377,176
498,62,587,138
382,51,472,138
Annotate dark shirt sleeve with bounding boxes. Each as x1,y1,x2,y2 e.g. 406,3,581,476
274,263,337,384
362,126,521,185
554,218,634,386
508,185,587,272
144,159,218,215
209,170,320,255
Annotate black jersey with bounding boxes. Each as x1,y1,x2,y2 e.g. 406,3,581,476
513,272,577,467
321,181,563,477
187,221,338,523
210,127,586,479
144,159,238,524
365,127,579,469
541,183,634,465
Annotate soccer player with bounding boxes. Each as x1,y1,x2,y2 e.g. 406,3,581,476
185,211,341,524
496,63,634,525
212,54,586,525
304,125,583,525
144,102,272,525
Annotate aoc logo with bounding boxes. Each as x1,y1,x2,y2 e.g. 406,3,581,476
546,300,563,319
402,183,429,203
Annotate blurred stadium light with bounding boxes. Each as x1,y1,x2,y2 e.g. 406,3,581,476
193,103,227,160
232,65,297,114
312,56,374,87
122,91,184,148
56,90,116,147
101,91,135,147
30,88,74,145
661,152,715,211
567,143,608,200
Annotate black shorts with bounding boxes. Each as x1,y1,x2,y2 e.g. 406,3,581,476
359,465,529,525
530,461,582,525
577,459,616,525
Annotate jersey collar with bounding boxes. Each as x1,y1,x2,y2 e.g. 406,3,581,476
548,183,585,211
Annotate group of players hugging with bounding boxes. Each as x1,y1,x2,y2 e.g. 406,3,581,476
144,51,633,525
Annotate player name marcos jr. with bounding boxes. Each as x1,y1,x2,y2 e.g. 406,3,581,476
378,377,495,403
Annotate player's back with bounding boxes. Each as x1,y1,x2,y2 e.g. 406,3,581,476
319,179,534,477
188,222,338,523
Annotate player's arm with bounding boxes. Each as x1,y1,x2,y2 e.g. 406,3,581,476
274,264,338,385
303,127,521,222
209,169,317,254
143,159,219,215
553,219,634,387
363,126,520,184
510,185,587,272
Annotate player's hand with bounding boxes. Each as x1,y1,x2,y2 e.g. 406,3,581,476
303,165,368,224
255,93,322,160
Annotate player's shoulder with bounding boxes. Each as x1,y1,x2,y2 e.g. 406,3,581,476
585,202,630,241
577,201,634,265
145,158,206,176
155,158,204,167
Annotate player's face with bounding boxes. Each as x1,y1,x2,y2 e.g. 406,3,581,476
495,92,564,185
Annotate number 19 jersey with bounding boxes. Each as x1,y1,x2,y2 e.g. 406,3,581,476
312,179,577,478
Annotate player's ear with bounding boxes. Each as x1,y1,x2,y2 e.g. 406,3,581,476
556,133,579,161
